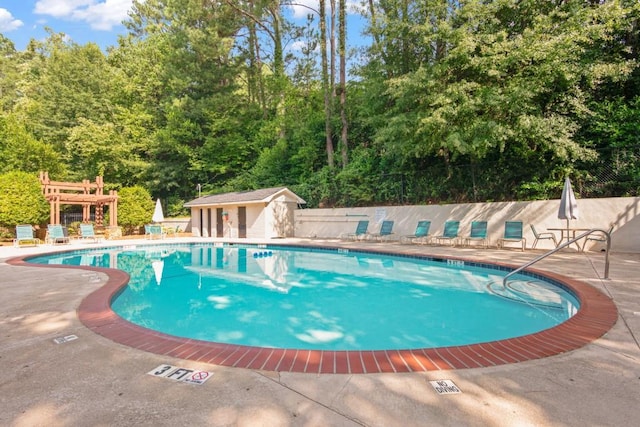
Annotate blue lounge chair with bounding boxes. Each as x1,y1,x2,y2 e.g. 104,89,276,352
145,224,165,240
401,220,432,244
47,224,70,245
367,220,395,242
13,225,40,247
79,223,102,243
497,221,526,251
463,221,488,248
342,220,369,241
434,221,460,246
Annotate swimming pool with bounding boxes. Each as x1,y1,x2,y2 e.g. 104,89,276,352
19,242,617,373
28,243,579,351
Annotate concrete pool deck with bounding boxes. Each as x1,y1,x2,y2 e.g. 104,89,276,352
1,238,638,426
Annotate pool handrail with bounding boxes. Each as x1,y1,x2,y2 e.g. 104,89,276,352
503,229,611,288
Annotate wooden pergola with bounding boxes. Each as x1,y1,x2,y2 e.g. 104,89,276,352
39,171,118,227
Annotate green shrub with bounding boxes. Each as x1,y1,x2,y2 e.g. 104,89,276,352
166,195,189,217
117,186,154,234
0,171,49,231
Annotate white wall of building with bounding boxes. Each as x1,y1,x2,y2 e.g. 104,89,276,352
246,205,265,239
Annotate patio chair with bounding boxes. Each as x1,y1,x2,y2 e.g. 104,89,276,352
581,225,613,252
434,221,460,246
46,224,70,245
497,221,526,251
162,225,178,238
145,224,166,240
400,220,432,244
463,221,488,248
530,224,557,249
366,220,395,242
13,224,40,247
341,220,369,241
79,223,102,243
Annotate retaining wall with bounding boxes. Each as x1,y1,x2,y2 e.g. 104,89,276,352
294,197,640,253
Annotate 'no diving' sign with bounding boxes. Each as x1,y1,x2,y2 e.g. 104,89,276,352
148,364,213,385
429,379,462,395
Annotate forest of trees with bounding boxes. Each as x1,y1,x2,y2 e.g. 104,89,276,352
0,0,639,216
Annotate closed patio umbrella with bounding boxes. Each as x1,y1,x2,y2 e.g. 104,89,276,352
558,177,579,244
152,198,164,223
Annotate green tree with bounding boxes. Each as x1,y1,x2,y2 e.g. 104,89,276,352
122,0,258,199
357,0,637,201
23,35,117,156
117,186,155,234
0,35,20,112
0,171,49,229
0,114,64,175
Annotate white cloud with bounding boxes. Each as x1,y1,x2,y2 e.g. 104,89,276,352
34,0,133,31
289,40,307,51
288,0,320,19
35,1,93,18
288,0,363,19
0,8,24,32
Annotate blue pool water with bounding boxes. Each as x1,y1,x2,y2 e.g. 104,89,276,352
28,244,579,351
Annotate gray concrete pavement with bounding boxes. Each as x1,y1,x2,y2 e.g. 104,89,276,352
1,239,638,427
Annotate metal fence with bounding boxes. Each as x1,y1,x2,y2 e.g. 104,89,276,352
356,155,639,207
61,213,95,226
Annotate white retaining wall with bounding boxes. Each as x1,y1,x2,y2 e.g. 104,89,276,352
294,197,640,253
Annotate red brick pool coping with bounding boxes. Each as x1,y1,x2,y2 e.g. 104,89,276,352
8,250,618,374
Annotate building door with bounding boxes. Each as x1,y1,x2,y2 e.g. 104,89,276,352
216,208,223,237
238,207,246,238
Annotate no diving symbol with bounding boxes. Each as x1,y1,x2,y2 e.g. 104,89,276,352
192,371,208,381
183,370,211,385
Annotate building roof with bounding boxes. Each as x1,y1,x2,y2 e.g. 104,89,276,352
184,187,306,207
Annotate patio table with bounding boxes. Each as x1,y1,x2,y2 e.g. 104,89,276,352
547,227,590,250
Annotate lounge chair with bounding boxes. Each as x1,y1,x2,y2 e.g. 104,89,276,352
46,224,70,245
145,224,165,240
530,224,557,249
463,221,488,248
581,225,613,252
79,223,102,243
163,225,178,238
401,220,432,244
434,221,460,246
497,221,526,251
366,220,395,241
342,220,369,241
13,224,40,247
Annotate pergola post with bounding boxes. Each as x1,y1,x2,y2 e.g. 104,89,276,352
109,190,118,226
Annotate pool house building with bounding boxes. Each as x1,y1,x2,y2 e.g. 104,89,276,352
184,187,306,239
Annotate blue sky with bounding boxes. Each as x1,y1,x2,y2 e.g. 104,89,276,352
0,0,132,50
0,1,368,52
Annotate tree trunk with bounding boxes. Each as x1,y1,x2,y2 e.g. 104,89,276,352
339,0,348,167
320,0,334,168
